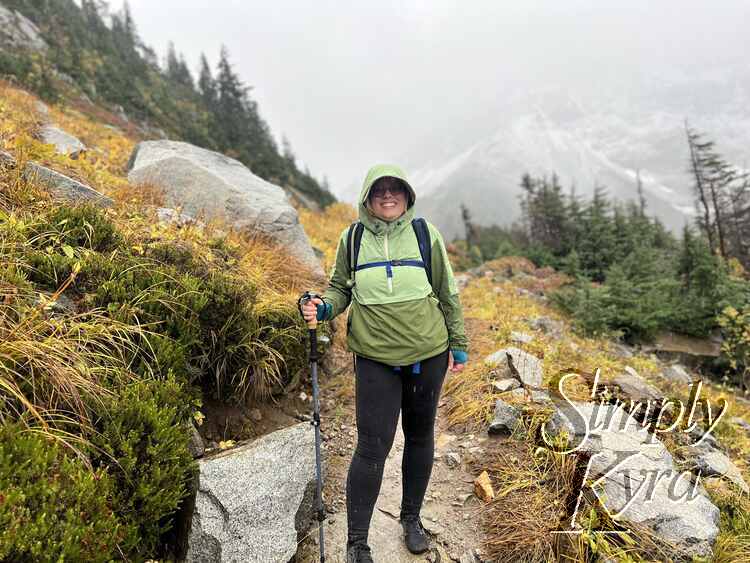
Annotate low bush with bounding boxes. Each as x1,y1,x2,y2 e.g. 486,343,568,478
87,376,197,559
32,204,124,253
0,422,130,561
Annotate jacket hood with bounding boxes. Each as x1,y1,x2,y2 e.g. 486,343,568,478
358,163,417,235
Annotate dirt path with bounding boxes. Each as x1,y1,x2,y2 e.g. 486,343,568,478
297,352,490,563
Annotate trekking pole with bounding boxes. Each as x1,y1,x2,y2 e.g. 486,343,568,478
297,291,326,562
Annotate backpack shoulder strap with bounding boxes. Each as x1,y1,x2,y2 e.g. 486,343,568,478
411,217,433,287
346,221,365,277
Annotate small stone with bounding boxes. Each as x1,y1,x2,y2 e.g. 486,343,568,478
731,417,750,433
24,162,113,207
613,366,663,401
474,470,494,502
687,442,749,494
661,363,694,385
510,331,534,344
187,422,204,458
436,433,457,450
492,378,520,393
38,125,86,157
484,347,543,388
0,150,15,167
487,399,521,435
445,452,461,468
528,316,564,337
299,391,308,401
509,387,550,403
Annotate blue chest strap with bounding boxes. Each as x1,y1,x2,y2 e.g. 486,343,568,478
355,259,425,280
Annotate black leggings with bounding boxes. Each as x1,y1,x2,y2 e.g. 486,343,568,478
346,347,449,546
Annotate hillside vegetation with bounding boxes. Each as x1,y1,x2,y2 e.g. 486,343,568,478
0,80,325,560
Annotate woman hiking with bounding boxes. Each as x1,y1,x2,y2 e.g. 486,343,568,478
301,163,469,563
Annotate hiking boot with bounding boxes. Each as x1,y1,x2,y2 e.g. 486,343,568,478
401,514,430,554
346,542,374,563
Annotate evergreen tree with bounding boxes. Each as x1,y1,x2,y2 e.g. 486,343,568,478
198,53,217,109
577,185,616,282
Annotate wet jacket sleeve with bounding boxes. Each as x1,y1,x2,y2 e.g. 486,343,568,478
430,227,469,353
320,230,351,320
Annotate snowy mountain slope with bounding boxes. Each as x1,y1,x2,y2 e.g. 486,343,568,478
406,68,750,241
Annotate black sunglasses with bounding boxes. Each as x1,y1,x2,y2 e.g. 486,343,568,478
370,181,406,199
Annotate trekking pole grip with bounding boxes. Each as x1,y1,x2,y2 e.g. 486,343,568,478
297,290,321,330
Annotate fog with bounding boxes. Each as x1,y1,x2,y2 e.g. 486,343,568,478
111,0,750,200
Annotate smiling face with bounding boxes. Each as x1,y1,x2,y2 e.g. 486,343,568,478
368,176,408,221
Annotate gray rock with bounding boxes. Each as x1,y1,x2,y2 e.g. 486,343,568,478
613,366,663,401
127,140,323,276
445,452,461,468
492,378,520,393
35,100,50,119
661,364,693,385
510,331,534,344
543,402,720,559
38,125,86,157
186,423,319,562
528,316,564,338
685,441,749,494
24,162,113,207
730,416,750,433
687,425,720,450
487,399,521,436
156,207,203,227
508,387,551,403
484,347,543,388
34,291,75,314
187,422,205,459
0,5,47,51
455,273,471,291
610,342,635,359
0,150,15,167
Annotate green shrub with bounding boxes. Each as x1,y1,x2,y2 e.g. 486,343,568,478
146,241,203,274
34,204,124,253
88,376,197,559
20,230,305,401
0,423,129,562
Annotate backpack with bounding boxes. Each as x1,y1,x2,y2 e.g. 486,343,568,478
345,217,433,288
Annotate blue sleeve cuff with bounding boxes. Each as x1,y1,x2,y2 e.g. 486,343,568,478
316,301,332,321
451,349,468,364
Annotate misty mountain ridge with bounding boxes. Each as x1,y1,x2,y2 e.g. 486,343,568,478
349,65,750,242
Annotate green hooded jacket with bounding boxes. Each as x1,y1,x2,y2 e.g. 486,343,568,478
320,163,469,366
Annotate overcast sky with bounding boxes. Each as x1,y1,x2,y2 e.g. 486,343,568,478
111,0,750,200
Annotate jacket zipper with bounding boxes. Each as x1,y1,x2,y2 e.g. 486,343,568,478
384,231,393,293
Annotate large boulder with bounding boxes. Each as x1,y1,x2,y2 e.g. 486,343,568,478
186,422,320,562
24,162,113,207
126,140,323,276
0,5,47,51
544,402,720,560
